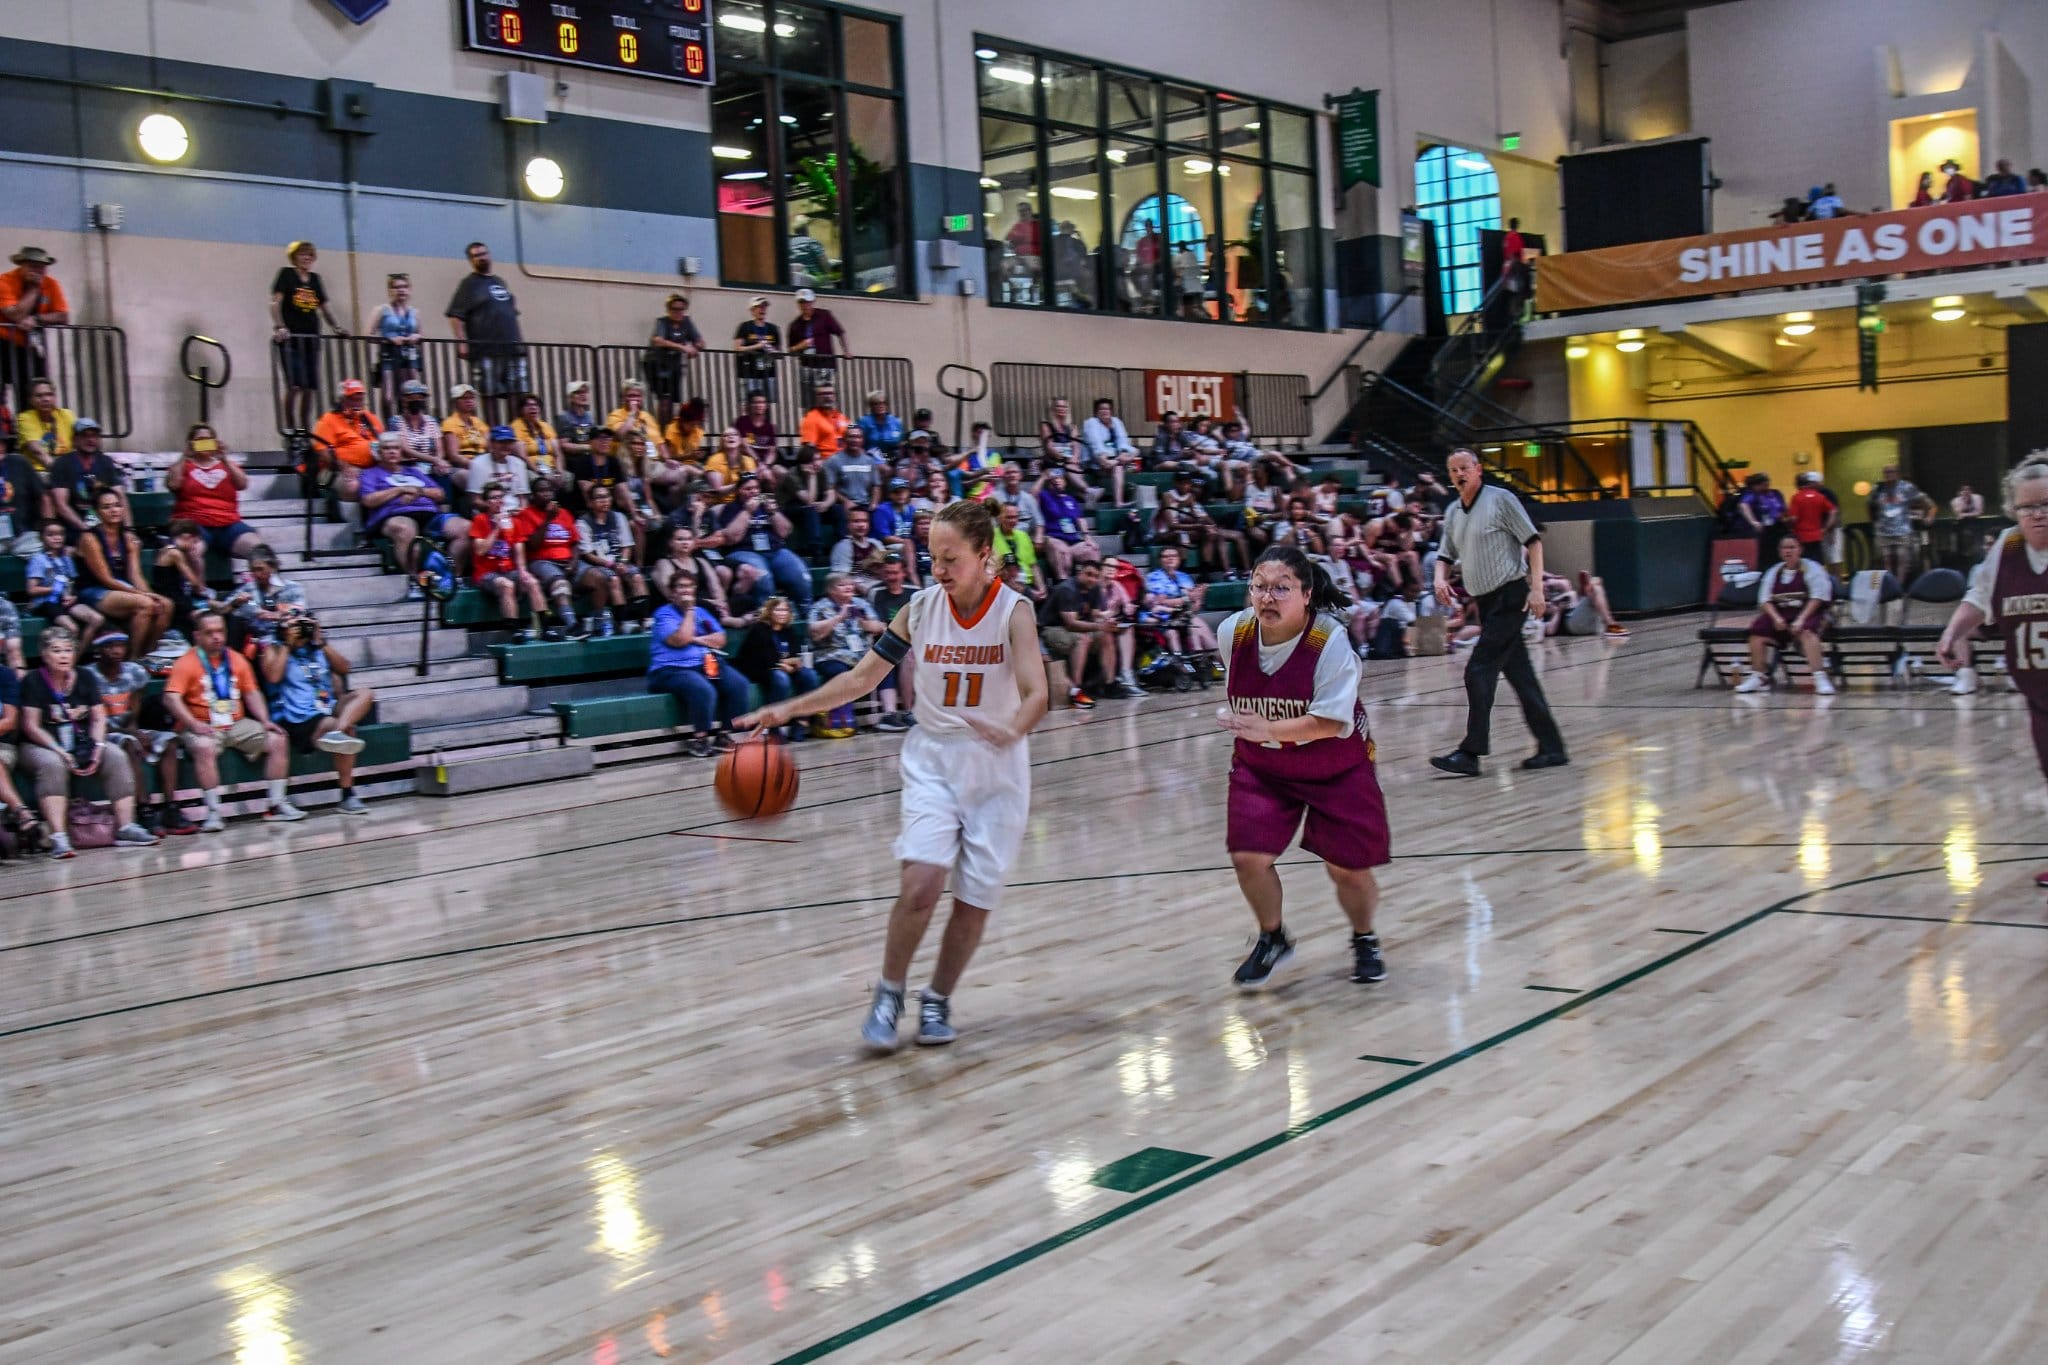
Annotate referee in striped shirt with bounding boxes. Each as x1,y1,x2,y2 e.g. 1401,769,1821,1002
1429,450,1567,776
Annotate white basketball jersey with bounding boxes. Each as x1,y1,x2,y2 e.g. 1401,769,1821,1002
906,582,1027,737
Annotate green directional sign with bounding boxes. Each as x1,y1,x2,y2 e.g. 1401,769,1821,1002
1333,89,1379,191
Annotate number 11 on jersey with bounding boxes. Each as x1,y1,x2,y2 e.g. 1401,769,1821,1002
941,671,984,707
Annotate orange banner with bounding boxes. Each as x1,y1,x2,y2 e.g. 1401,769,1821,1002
1535,194,2048,312
1141,370,1236,423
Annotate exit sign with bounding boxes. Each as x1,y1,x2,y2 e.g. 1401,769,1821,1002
1500,132,1521,151
944,213,974,233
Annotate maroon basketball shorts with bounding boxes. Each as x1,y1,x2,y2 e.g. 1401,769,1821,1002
1227,754,1391,871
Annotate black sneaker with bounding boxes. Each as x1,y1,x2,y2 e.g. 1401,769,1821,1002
684,737,714,758
875,711,909,733
1430,748,1482,777
710,732,737,753
1520,751,1569,770
1351,933,1386,983
1233,928,1295,990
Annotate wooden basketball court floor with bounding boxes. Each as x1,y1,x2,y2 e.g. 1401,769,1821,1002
4,614,2044,1365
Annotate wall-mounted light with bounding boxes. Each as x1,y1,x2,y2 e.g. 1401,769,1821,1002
524,156,565,200
711,145,752,160
1565,343,1589,359
1781,310,1815,337
1615,327,1646,353
1931,295,1966,322
985,66,1034,84
137,112,190,163
974,47,998,60
978,177,1000,189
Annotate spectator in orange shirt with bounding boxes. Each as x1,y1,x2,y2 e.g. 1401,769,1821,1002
311,378,383,500
800,383,849,458
163,610,301,831
0,246,70,412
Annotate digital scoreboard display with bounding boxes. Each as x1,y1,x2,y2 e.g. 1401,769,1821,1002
465,1,714,85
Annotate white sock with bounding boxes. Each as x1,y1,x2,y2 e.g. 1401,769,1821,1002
922,987,948,1003
879,978,906,996
266,779,287,806
203,788,222,815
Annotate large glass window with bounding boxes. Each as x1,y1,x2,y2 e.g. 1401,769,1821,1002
976,38,1322,331
1415,145,1501,316
713,2,908,297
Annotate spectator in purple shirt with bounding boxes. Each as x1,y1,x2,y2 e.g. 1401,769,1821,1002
1037,467,1100,582
789,288,848,410
359,432,469,591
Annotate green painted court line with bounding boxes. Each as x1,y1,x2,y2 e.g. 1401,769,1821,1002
1089,1147,1208,1194
1524,984,1582,993
1358,1054,1422,1066
771,857,2043,1364
1655,928,1709,935
1782,908,2048,931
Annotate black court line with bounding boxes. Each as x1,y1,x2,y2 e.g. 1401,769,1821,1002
1781,907,2048,931
1655,927,1709,935
1524,984,1582,993
1357,1054,1422,1066
766,857,2044,1364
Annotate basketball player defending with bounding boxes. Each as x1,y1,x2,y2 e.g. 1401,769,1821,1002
739,500,1049,1051
1938,454,2048,887
1216,545,1393,989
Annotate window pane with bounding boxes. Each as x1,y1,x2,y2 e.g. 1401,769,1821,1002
1107,139,1163,316
1217,94,1259,160
842,14,894,88
977,47,1037,117
772,1,834,78
717,0,767,66
1216,158,1260,325
1268,167,1315,328
1043,57,1098,128
1415,145,1499,314
844,92,901,293
1046,131,1101,310
1166,152,1218,319
1163,85,1209,149
782,81,842,289
1104,71,1156,140
713,71,777,285
982,120,1043,305
1267,107,1311,167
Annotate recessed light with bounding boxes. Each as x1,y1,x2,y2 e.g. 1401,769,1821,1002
1931,307,1966,322
1781,322,1816,336
523,156,565,200
1781,311,1812,323
1050,186,1098,200
1565,344,1589,359
712,145,752,160
975,48,998,60
137,112,189,163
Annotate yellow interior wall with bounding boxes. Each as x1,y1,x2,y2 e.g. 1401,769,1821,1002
1566,343,1649,421
1490,153,1562,251
1889,109,1979,209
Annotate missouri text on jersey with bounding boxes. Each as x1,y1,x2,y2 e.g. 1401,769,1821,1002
923,644,1007,665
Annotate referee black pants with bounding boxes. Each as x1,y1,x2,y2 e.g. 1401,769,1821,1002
1461,583,1564,758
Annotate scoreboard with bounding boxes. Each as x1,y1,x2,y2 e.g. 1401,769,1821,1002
465,1,715,85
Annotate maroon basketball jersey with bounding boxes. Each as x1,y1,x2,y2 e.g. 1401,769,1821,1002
1994,529,2048,706
1225,615,1369,782
1761,563,1816,614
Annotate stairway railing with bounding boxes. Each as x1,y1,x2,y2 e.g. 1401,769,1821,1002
1304,286,1416,439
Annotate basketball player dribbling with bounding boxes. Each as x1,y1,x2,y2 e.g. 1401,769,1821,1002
1938,454,2048,887
739,499,1049,1051
1216,545,1393,989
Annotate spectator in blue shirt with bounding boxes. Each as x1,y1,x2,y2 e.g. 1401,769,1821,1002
1984,159,2027,196
873,477,918,541
858,390,905,459
1080,396,1139,506
713,472,811,615
647,574,747,758
26,519,103,638
1142,543,1218,659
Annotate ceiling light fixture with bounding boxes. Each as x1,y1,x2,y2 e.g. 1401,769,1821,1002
986,66,1035,84
711,145,752,160
137,112,190,163
1931,295,1966,321
523,156,565,200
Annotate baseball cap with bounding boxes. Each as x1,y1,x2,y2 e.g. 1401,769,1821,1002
1797,470,1821,485
566,378,591,395
749,295,769,309
794,288,817,302
449,383,478,400
888,477,910,489
882,551,905,564
340,378,367,397
400,379,429,397
907,430,932,444
72,416,102,434
488,424,516,442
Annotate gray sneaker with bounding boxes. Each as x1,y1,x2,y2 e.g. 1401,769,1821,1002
199,811,226,834
46,832,75,860
335,792,369,816
860,984,905,1053
915,990,957,1047
264,801,308,823
114,823,159,847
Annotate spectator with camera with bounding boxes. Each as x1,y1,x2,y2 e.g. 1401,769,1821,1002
733,595,819,741
715,473,811,615
18,627,158,856
169,422,262,565
360,431,468,599
512,476,584,639
165,611,304,829
232,546,309,649
260,608,371,815
575,483,647,637
990,500,1042,597
647,573,747,758
828,505,887,592
87,630,195,836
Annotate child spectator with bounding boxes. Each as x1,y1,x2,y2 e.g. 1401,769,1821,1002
575,484,647,637
26,519,103,639
469,483,545,640
807,572,882,737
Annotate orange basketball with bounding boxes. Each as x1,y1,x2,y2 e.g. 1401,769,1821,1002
714,735,799,820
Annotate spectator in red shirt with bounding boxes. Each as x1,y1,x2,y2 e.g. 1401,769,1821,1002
468,481,546,640
512,476,583,640
1787,471,1836,561
167,422,261,563
1940,159,1977,202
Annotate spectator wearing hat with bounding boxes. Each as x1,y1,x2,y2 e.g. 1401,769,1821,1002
714,472,811,614
1787,470,1836,562
734,296,782,402
371,271,422,410
232,547,309,649
260,607,373,815
873,476,918,541
360,430,468,596
1940,159,1978,203
513,476,584,638
0,246,69,410
439,383,490,475
16,377,75,473
568,423,643,521
312,380,383,500
169,421,262,563
788,288,848,405
468,482,545,639
648,294,703,428
466,425,533,513
605,379,667,461
859,390,904,460
555,379,599,462
164,610,304,830
47,415,129,541
271,241,346,431
446,241,526,413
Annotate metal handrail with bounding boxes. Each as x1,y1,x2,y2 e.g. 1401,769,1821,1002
179,334,231,426
35,324,133,439
1305,286,1417,408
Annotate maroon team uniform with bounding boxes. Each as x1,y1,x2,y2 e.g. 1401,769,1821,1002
1993,530,2048,776
1224,615,1392,869
1749,562,1827,643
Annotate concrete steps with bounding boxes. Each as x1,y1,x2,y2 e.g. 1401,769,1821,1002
374,679,533,728
407,713,562,756
325,626,473,668
300,573,417,608
416,745,594,796
352,655,499,693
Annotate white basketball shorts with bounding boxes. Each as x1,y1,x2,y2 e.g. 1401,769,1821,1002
892,725,1032,909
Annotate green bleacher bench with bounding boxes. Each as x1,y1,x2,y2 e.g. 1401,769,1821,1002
21,615,44,662
809,565,831,596
1093,506,1128,533
552,692,683,742
26,722,412,802
492,632,652,682
1204,581,1248,612
1130,471,1177,489
130,489,174,530
442,587,517,628
0,556,23,596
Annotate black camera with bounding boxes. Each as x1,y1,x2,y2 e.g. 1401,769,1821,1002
287,613,320,645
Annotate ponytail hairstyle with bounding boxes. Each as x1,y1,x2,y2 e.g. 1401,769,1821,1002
934,496,997,554
1252,544,1351,618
